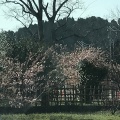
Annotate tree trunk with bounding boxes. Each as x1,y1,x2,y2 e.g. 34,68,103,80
37,0,44,42
37,18,44,42
45,20,56,45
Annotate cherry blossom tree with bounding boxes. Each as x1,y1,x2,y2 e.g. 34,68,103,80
54,46,108,85
0,46,54,107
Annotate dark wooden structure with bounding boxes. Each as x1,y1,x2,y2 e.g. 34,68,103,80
0,84,120,114
36,84,120,107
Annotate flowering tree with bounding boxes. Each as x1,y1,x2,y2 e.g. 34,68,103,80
0,46,55,107
54,46,108,85
1,42,120,109
50,46,109,104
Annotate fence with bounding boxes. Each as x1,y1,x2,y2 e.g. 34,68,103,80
33,84,120,107
0,84,120,108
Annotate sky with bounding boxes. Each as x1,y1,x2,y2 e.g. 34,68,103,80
0,0,120,32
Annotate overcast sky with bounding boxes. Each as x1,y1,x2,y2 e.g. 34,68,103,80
0,0,120,32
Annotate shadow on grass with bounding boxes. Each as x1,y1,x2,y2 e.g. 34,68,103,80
0,105,120,115
25,105,116,114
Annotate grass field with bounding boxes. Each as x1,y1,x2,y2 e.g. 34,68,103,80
1,111,120,120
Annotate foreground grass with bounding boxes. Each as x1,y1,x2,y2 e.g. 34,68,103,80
1,111,120,120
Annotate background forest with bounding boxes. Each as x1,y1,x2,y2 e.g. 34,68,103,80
2,16,120,63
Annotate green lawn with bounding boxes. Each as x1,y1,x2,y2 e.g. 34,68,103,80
1,111,120,120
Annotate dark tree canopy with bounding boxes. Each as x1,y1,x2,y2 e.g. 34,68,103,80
78,59,108,86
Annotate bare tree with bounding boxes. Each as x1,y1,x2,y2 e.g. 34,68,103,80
3,8,37,40
1,0,44,41
43,0,83,44
110,7,120,22
1,0,83,44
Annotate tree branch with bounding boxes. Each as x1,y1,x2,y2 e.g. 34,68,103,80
32,0,39,12
55,0,69,16
55,2,77,32
19,0,37,16
53,0,57,15
1,0,37,16
42,3,51,20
